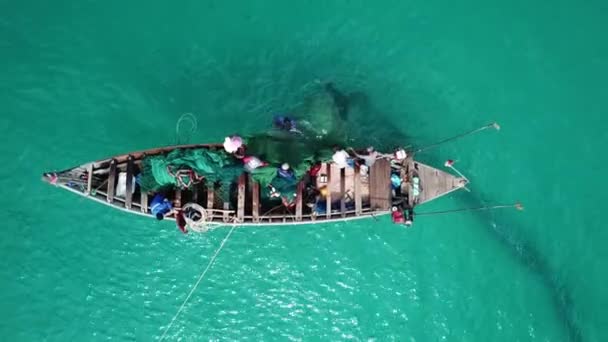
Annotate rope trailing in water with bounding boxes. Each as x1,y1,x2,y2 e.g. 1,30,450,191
415,202,523,216
159,224,237,341
175,113,198,145
414,122,500,153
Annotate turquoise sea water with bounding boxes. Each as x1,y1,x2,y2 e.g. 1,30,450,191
2,1,607,340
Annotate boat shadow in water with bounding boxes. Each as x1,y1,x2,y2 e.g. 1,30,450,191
298,82,411,151
339,84,582,340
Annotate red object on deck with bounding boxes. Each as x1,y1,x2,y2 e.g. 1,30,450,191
175,210,188,234
391,210,405,224
308,164,322,177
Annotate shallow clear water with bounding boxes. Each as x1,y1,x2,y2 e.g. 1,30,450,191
1,0,607,340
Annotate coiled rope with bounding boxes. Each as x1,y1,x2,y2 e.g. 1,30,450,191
175,113,198,145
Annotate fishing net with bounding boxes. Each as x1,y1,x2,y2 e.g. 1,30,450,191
139,148,244,201
245,131,335,203
245,132,335,172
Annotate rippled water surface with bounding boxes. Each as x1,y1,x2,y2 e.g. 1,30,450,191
1,0,607,341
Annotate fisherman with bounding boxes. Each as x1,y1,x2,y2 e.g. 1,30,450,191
150,193,174,221
272,115,299,133
223,135,245,159
404,205,415,226
277,163,296,181
331,149,352,169
394,148,407,161
243,155,266,172
304,184,320,208
349,146,390,167
391,205,415,227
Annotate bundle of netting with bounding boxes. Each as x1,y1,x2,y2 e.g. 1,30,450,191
244,131,336,185
139,148,244,201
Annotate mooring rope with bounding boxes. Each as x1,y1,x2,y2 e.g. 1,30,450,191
414,122,500,153
415,202,523,216
159,224,237,341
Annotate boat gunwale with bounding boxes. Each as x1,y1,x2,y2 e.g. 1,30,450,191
46,180,390,227
42,143,468,229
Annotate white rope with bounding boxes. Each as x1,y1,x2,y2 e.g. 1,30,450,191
175,113,198,145
159,225,237,341
182,203,209,233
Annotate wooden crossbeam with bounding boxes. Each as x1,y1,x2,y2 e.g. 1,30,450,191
340,168,346,217
207,185,215,209
354,165,362,215
295,181,304,221
140,191,148,213
326,163,332,219
251,176,260,223
106,159,117,203
174,188,182,210
207,185,215,221
125,156,134,209
86,164,93,195
237,174,246,221
223,202,230,222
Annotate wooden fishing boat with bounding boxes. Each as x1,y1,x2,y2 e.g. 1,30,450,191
41,143,468,228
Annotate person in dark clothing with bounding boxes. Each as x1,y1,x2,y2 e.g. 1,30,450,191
272,115,298,132
391,204,415,227
404,205,415,226
150,193,173,220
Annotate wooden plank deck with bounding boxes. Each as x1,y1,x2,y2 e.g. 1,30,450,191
237,174,246,221
369,158,392,210
125,156,134,209
413,161,465,204
106,159,117,203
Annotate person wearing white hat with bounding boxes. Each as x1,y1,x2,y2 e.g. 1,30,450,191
277,162,295,181
348,146,391,167
223,135,243,153
332,149,351,169
394,149,407,160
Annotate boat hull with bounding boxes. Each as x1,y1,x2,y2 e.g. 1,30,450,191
42,144,466,229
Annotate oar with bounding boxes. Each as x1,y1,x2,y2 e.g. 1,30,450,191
415,202,523,217
414,122,500,153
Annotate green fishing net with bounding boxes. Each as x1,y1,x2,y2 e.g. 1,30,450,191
139,148,243,201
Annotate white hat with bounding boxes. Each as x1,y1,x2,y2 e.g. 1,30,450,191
281,163,290,171
223,136,243,153
332,150,349,168
395,149,407,160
